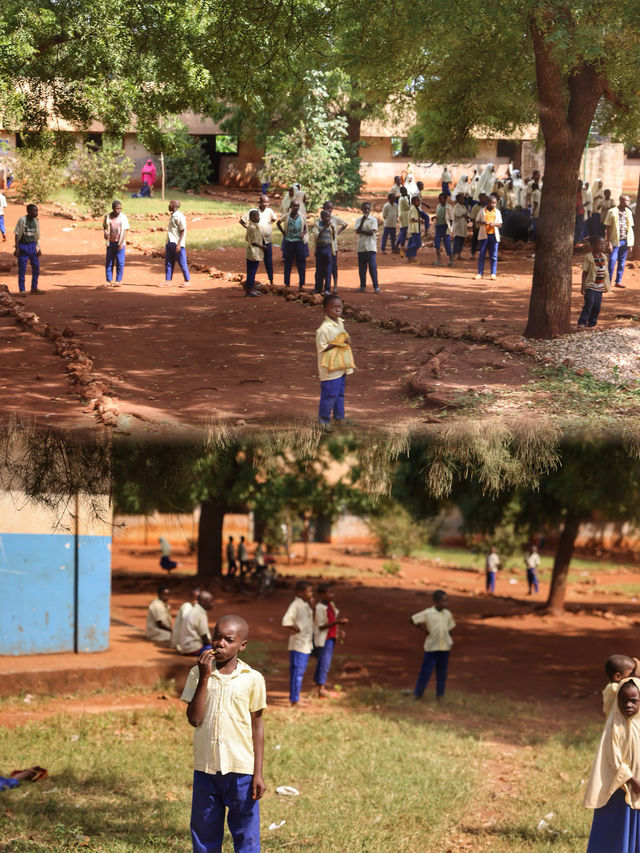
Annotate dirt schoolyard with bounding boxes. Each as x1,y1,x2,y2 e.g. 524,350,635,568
1,190,639,434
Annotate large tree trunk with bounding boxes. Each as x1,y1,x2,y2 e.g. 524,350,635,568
545,513,581,614
197,498,226,585
525,25,607,338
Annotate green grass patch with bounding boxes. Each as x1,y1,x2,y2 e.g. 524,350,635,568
136,224,246,251
525,365,640,419
48,187,247,218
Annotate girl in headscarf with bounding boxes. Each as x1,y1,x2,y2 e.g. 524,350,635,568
510,169,525,208
474,163,496,200
591,179,604,237
584,677,640,852
451,174,469,202
141,159,157,190
440,165,453,196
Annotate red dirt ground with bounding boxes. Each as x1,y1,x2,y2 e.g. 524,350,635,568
1,192,639,434
2,541,639,726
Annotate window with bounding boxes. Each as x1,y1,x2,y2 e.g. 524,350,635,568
625,147,640,159
391,136,410,158
496,139,518,160
84,132,103,149
216,135,238,155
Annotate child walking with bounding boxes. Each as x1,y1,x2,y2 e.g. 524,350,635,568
244,208,264,298
282,580,314,706
396,187,411,256
584,677,640,853
579,235,610,328
315,294,355,429
433,193,453,266
103,200,129,286
182,615,266,853
410,590,455,700
313,583,348,697
163,200,190,286
381,193,399,253
14,204,42,296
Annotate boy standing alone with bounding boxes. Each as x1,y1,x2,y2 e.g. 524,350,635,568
579,235,610,328
410,590,455,701
315,294,355,429
244,209,264,298
182,615,266,853
355,202,380,292
163,200,190,286
14,204,42,296
103,200,129,286
282,580,314,706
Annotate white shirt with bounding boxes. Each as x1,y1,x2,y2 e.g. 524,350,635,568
171,601,193,648
354,214,378,252
178,602,211,654
146,598,171,642
167,210,187,246
330,214,347,253
282,597,314,653
241,207,278,243
411,606,456,652
525,552,541,570
313,601,339,648
0,193,7,213
486,553,500,573
452,203,468,238
382,202,399,228
181,660,267,775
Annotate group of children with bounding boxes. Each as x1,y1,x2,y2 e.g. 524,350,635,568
584,654,640,852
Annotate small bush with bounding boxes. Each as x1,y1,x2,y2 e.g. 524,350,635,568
71,140,134,217
14,148,65,204
165,135,211,192
382,560,401,575
369,503,441,557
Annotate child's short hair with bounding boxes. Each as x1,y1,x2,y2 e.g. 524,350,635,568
157,584,169,596
295,579,312,592
589,234,603,247
605,654,635,680
317,583,332,594
433,589,447,603
322,293,341,309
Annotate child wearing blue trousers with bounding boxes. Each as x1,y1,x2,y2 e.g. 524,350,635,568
163,199,190,286
244,209,264,298
474,193,502,280
0,191,7,242
102,200,129,286
182,615,266,853
14,204,42,296
410,590,455,701
315,294,355,429
282,581,314,706
313,583,349,697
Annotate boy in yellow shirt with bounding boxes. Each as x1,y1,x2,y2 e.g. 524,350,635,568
315,294,355,429
410,589,455,700
182,615,266,853
244,209,264,298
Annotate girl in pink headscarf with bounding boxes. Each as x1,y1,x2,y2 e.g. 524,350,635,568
141,159,157,190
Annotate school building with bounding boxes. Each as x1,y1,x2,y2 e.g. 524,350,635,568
0,111,632,195
0,490,112,656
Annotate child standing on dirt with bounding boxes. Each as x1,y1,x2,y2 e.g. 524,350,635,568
584,677,640,852
0,189,7,242
578,235,610,328
182,614,266,853
282,580,314,706
315,293,355,430
244,208,264,298
313,583,349,697
14,204,42,296
485,546,500,594
163,200,190,286
602,655,639,717
524,544,540,595
102,200,130,286
410,589,455,701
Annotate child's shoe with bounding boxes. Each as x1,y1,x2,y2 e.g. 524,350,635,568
490,274,497,280
474,273,482,280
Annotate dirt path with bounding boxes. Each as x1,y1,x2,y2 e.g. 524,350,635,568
1,194,639,434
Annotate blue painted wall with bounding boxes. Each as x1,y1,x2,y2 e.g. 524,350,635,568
0,532,111,655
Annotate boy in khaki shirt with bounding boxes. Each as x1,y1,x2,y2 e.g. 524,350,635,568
244,208,264,298
182,615,266,853
411,590,455,701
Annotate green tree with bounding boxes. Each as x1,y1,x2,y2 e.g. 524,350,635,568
340,1,640,338
71,139,134,216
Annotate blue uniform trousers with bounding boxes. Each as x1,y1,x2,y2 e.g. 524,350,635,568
318,374,346,423
105,242,125,282
396,226,408,249
314,244,333,293
452,235,465,256
191,770,260,853
405,232,421,259
283,240,307,288
165,242,190,282
17,242,40,292
331,252,339,288
289,650,310,702
477,234,498,275
245,259,259,292
578,289,603,327
313,637,336,685
381,227,397,251
262,242,273,283
414,650,450,698
609,239,629,285
357,251,378,289
434,224,452,256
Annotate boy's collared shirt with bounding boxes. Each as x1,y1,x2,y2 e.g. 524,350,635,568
382,202,399,228
604,206,634,247
398,196,411,227
245,221,264,261
354,215,378,253
316,316,354,381
103,212,130,246
525,552,541,570
408,205,421,234
146,597,171,642
171,600,193,648
313,601,339,647
583,251,610,293
14,216,40,247
282,596,314,653
178,602,211,654
452,203,468,237
411,606,456,652
330,214,347,254
240,207,278,242
311,221,335,251
181,659,267,775
167,210,187,246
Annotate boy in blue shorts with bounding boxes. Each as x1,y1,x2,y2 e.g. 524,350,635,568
182,614,266,853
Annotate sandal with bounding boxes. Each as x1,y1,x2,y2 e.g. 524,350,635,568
10,766,48,782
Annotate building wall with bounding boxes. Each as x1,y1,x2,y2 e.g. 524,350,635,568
522,141,625,197
112,510,252,546
0,491,112,655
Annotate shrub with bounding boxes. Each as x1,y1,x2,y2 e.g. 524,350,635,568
71,140,134,216
382,560,401,575
14,148,65,204
369,503,441,558
164,134,211,192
